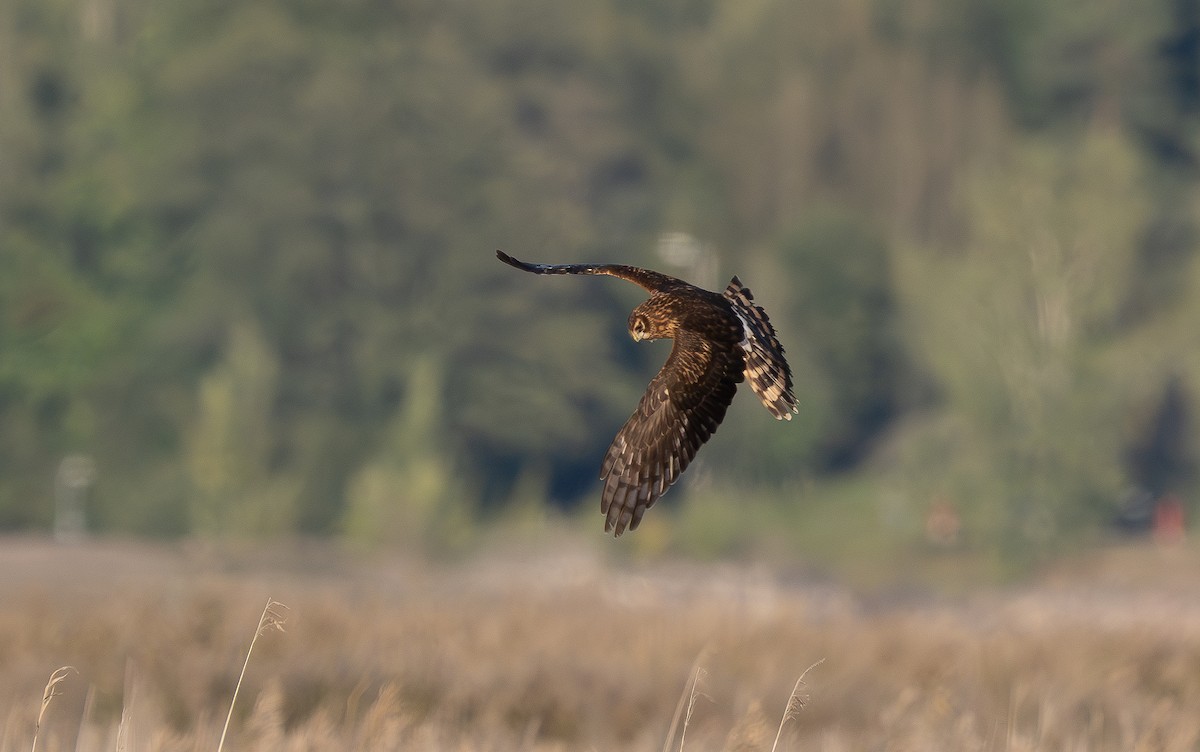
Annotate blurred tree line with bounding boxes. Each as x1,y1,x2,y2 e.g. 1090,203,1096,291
2,0,1199,553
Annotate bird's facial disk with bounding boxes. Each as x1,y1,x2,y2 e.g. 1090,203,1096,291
629,315,648,342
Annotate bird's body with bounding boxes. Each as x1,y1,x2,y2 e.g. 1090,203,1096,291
496,250,797,535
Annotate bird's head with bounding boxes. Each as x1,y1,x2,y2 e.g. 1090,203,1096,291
629,313,650,342
629,299,677,341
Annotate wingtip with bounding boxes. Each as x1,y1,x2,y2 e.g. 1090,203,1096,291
497,250,539,273
603,502,633,537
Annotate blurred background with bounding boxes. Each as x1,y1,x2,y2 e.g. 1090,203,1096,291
3,0,1200,576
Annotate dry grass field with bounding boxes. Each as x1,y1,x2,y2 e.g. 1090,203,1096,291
3,536,1200,751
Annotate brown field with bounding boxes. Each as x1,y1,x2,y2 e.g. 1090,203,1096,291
2,536,1200,751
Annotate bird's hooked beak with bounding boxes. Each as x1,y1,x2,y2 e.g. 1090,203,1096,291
630,329,644,342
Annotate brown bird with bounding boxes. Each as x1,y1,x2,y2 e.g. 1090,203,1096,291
497,250,797,535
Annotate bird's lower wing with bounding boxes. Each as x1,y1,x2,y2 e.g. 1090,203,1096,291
599,334,741,535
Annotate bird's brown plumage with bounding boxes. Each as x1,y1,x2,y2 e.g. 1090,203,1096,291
496,250,797,535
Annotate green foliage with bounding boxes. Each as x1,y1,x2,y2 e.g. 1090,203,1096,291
186,320,298,536
342,356,473,551
2,0,1200,562
779,209,911,469
892,133,1152,555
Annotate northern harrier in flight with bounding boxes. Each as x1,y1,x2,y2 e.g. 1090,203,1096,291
497,250,797,535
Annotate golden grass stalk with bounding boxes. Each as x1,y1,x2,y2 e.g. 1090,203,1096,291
770,658,824,752
216,599,288,752
662,645,710,752
116,659,136,752
74,684,94,752
31,666,75,752
677,666,708,752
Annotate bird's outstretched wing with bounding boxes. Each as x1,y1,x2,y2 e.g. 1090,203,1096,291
497,250,686,294
724,277,798,420
496,248,796,535
599,330,743,535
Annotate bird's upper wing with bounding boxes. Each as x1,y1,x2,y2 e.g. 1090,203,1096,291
497,250,686,294
599,330,743,535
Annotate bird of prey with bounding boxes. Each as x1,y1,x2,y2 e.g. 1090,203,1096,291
497,250,797,536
